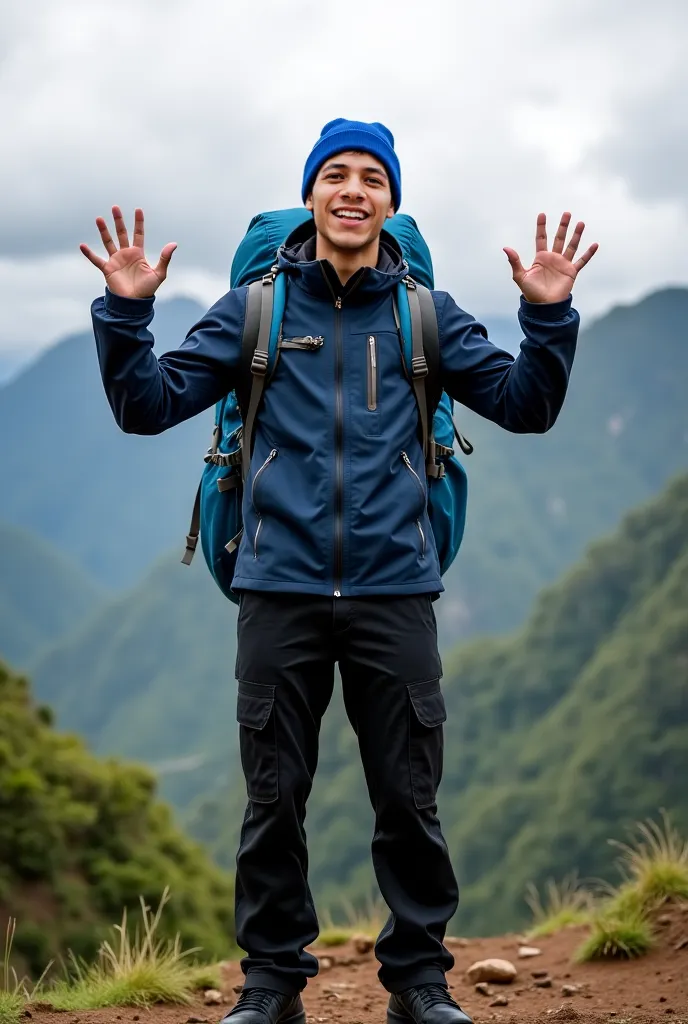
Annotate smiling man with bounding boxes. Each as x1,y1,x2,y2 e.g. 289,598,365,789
84,118,597,1024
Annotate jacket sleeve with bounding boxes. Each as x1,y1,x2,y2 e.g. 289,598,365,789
90,287,246,435
436,290,579,433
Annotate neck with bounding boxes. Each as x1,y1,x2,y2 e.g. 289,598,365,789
315,232,380,286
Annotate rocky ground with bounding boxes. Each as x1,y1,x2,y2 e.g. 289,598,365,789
26,904,688,1024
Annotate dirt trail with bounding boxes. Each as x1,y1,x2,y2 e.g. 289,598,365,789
27,905,688,1024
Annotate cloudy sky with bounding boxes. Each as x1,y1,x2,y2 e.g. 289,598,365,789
1,0,686,364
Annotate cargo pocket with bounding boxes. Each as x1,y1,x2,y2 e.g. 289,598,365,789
407,678,446,810
236,679,278,804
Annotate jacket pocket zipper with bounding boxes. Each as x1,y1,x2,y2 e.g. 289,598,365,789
401,451,426,503
279,336,324,350
252,448,278,558
367,335,377,411
415,519,427,557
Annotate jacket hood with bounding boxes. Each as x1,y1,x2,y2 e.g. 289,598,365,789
276,219,409,303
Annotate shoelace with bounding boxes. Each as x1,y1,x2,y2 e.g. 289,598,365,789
415,984,457,1011
231,989,278,1014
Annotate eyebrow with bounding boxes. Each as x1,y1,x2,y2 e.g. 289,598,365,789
320,161,388,179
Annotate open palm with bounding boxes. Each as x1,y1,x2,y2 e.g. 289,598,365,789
80,207,176,299
504,213,598,304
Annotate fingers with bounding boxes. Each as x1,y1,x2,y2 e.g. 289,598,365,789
564,220,586,261
80,243,107,272
574,242,599,272
154,242,178,280
112,205,130,249
133,208,145,249
504,247,526,284
96,216,117,256
535,212,548,253
552,212,572,255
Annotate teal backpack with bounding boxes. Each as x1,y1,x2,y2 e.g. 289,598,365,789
182,209,472,603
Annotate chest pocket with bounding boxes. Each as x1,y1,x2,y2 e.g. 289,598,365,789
352,330,400,437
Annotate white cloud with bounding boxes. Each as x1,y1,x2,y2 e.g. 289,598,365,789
1,0,687,353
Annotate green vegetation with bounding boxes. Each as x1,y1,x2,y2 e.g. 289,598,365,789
318,895,387,946
0,657,236,979
0,523,105,668
609,810,688,909
190,473,688,936
47,891,199,1009
525,874,594,939
2,890,226,1018
575,910,654,962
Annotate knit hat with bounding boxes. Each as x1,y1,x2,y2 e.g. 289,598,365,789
301,118,401,211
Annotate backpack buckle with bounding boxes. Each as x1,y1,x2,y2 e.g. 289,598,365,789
411,354,428,378
251,348,269,376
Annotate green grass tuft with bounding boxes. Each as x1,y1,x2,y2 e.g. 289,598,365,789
574,910,654,962
525,873,594,938
47,888,199,1010
316,928,352,948
609,810,688,909
188,963,222,990
319,892,387,942
0,991,23,1024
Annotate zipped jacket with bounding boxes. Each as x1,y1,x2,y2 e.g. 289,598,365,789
91,229,579,598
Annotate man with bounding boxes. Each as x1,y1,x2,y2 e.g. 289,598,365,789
83,118,597,1024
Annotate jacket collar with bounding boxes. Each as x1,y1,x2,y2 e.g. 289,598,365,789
276,221,409,304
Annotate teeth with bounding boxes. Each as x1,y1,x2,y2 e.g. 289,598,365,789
335,210,366,220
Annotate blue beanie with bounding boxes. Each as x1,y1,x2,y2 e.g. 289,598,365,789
302,118,401,211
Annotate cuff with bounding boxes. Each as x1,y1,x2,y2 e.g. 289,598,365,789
519,294,572,322
104,288,155,317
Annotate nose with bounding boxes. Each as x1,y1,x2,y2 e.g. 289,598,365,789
341,182,365,201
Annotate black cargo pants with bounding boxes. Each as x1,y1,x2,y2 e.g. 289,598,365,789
233,591,458,995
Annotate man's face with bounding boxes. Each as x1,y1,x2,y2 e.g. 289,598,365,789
305,151,395,253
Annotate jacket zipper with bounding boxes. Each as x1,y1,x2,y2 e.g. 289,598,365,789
252,448,278,558
402,451,427,558
367,335,377,411
320,263,364,597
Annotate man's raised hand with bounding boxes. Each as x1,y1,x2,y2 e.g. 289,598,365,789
504,212,598,304
80,207,177,299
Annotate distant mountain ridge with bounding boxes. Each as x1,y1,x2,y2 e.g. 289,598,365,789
0,296,209,589
0,523,105,667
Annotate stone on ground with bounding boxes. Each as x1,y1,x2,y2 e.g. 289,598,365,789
466,958,517,984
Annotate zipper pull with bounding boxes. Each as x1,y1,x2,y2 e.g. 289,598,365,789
335,297,342,310
401,451,411,467
368,336,376,368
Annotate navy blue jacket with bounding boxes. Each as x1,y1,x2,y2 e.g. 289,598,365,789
91,231,579,598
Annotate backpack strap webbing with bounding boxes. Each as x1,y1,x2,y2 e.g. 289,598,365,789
403,279,474,463
240,274,275,480
405,280,446,480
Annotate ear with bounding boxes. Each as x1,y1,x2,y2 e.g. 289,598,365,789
305,194,314,212
386,203,395,220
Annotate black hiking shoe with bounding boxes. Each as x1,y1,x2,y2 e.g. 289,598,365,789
388,984,472,1024
222,988,305,1024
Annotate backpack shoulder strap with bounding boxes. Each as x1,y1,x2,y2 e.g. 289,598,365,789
416,284,442,417
237,269,288,479
400,279,445,479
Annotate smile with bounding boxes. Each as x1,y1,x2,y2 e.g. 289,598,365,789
333,209,369,221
